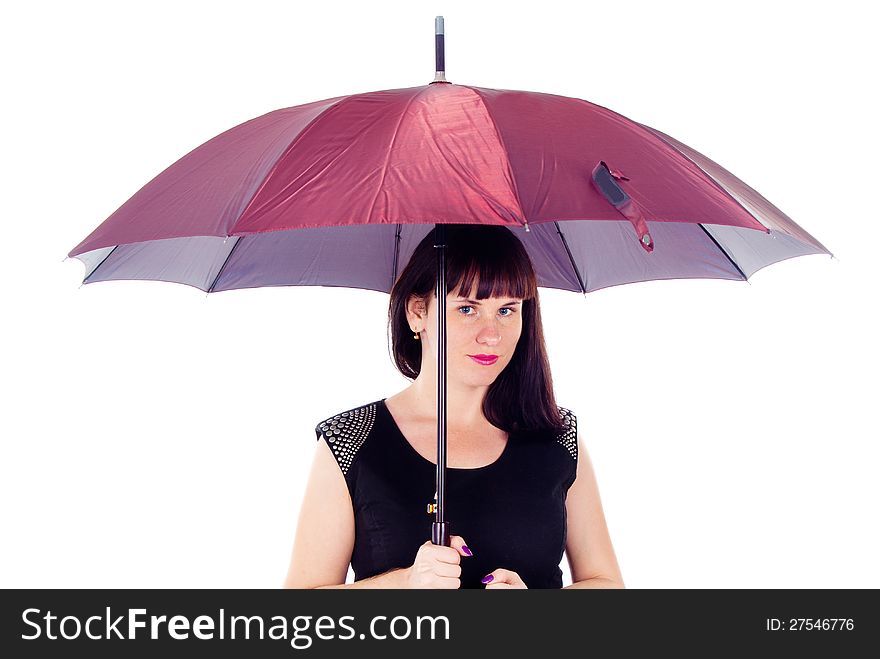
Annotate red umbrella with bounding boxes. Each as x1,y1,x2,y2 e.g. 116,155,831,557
68,16,831,548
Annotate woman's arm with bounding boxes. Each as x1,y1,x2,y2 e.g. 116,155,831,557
282,438,358,588
315,567,409,589
562,432,625,589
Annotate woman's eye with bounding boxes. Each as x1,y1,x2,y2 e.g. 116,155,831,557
457,306,515,317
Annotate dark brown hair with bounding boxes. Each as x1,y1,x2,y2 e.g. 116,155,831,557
387,224,567,435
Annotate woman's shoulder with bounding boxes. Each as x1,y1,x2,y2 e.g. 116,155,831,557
314,399,382,440
314,400,383,476
552,405,578,463
515,404,577,461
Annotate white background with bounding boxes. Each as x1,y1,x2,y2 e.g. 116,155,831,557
2,0,877,588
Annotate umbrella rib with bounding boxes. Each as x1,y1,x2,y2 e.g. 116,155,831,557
207,237,242,293
83,245,119,283
390,223,402,291
459,85,528,227
553,221,587,294
698,224,749,281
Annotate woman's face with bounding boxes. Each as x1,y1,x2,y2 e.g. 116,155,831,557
408,285,524,385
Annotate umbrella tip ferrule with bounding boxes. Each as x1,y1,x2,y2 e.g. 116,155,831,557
524,221,530,232
434,15,446,84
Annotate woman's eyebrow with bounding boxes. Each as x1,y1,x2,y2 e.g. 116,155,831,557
456,298,522,306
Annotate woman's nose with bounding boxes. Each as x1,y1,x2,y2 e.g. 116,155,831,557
477,322,502,345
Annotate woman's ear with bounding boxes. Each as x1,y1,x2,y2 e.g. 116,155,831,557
406,294,428,326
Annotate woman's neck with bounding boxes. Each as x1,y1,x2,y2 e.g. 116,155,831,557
399,373,491,428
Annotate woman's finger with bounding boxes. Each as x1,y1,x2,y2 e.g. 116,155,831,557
482,569,527,588
447,535,474,558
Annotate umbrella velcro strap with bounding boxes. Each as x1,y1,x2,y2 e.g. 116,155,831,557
591,161,654,253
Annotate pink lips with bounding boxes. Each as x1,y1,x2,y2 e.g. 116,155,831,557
468,354,499,365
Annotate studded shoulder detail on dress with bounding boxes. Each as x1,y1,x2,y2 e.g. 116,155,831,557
555,406,578,462
315,402,378,476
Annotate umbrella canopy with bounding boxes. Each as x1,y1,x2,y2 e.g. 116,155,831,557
67,82,831,295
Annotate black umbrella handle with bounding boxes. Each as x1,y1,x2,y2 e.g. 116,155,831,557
432,522,450,547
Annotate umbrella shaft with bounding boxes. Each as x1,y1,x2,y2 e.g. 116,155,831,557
434,222,449,545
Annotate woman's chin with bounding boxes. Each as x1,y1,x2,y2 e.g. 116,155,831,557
454,372,501,388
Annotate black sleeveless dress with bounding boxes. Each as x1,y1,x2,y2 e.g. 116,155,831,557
315,398,578,589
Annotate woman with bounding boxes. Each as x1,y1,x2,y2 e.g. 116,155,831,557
283,224,624,589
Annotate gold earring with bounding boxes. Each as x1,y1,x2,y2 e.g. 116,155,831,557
412,328,420,340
